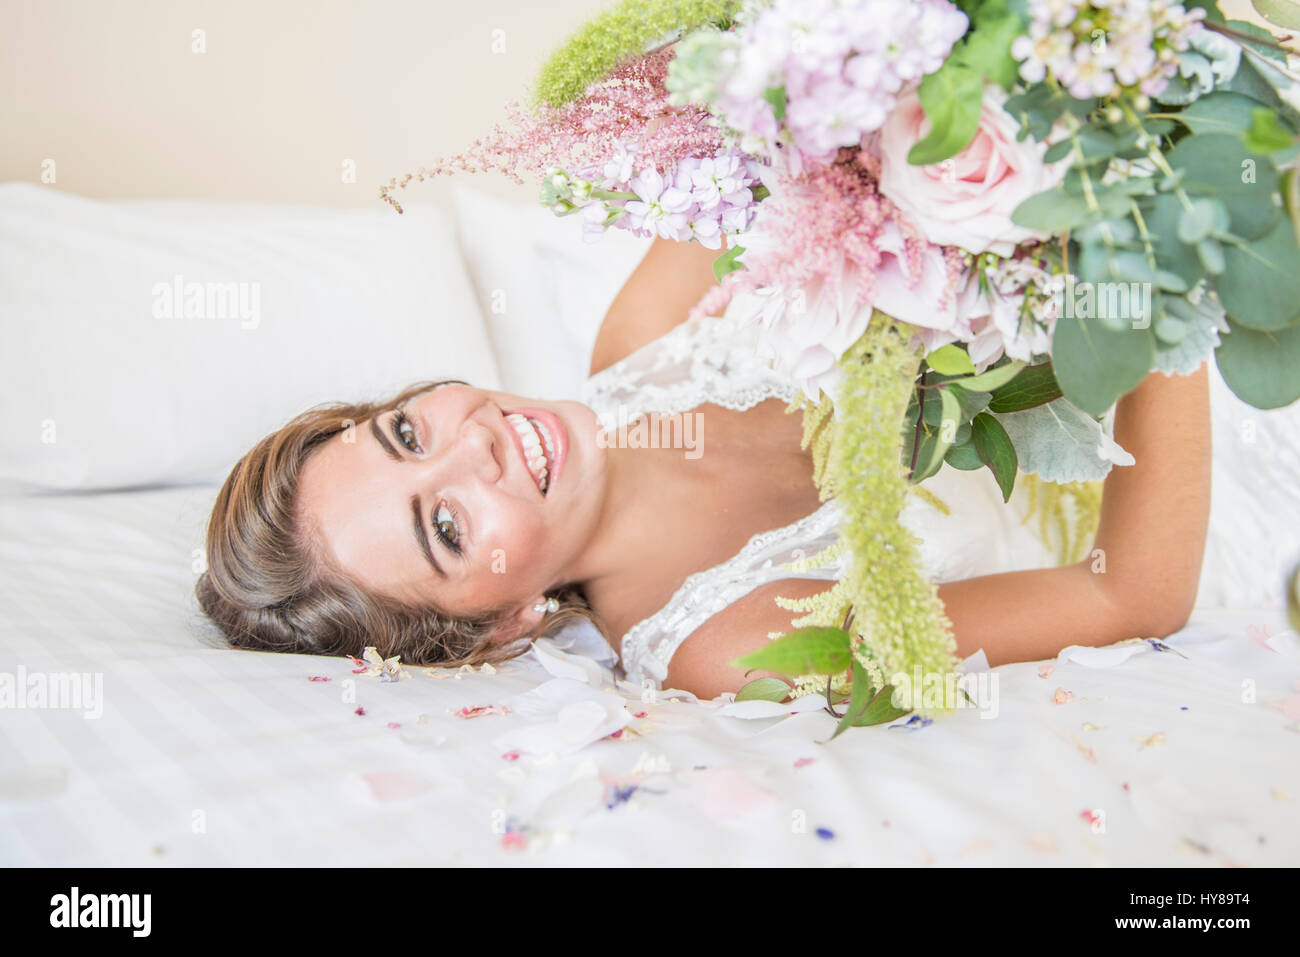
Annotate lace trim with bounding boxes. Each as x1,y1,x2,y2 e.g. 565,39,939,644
583,314,799,430
619,500,847,688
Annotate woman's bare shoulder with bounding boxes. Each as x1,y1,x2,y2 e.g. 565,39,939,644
589,236,726,375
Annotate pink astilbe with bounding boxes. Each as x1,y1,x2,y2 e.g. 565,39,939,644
692,146,973,401
380,49,725,213
692,148,967,322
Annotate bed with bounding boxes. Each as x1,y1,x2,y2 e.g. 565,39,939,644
2,182,1298,866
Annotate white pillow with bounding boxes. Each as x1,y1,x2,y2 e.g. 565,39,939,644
450,183,653,401
0,184,501,491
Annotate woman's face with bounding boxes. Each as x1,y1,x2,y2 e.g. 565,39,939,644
297,384,607,635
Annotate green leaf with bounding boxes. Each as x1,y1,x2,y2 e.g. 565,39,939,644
1217,217,1300,329
1167,132,1280,240
763,86,787,123
1197,237,1226,274
1144,193,1206,288
731,627,852,676
1177,198,1227,243
1285,167,1300,249
1011,188,1093,232
734,677,793,703
1154,316,1189,345
926,344,977,375
827,657,876,742
908,62,984,166
994,397,1137,482
853,684,913,727
944,439,985,470
988,362,1063,412
1174,91,1277,135
1050,310,1155,415
1243,106,1298,153
959,359,1027,392
948,384,993,419
1249,1,1300,32
954,9,1024,89
712,244,746,282
1214,316,1300,408
972,412,1018,502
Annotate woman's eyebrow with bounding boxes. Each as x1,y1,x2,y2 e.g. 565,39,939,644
369,414,402,463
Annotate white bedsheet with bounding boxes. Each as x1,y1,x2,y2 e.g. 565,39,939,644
1,484,1298,867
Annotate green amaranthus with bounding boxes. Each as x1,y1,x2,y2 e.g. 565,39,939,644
777,311,963,715
529,0,743,108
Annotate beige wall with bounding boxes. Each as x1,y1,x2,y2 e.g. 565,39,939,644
0,0,1284,209
0,0,611,208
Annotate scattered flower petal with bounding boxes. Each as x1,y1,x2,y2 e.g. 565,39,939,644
453,704,512,719
1038,664,1054,678
1053,687,1074,705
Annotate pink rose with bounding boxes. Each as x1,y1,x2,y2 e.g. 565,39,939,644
876,83,1069,256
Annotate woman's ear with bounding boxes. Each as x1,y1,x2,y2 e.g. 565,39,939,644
487,597,548,645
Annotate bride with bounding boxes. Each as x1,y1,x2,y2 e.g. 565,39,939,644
195,234,1212,699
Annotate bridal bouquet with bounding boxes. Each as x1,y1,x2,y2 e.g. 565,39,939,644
383,0,1300,732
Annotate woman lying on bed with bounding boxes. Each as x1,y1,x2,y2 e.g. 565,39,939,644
196,235,1212,699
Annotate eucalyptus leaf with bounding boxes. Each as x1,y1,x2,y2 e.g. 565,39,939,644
1144,193,1206,287
1196,237,1226,274
1173,90,1273,135
1214,316,1300,408
1051,310,1155,414
1168,132,1280,240
1216,217,1300,329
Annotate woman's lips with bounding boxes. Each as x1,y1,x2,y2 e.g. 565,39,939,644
502,408,568,496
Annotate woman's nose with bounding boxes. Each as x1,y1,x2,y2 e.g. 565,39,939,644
434,417,501,485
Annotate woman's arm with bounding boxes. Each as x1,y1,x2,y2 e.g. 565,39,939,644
664,363,1213,697
939,362,1212,666
589,235,726,376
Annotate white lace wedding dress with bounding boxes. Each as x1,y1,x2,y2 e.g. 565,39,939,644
581,312,1054,691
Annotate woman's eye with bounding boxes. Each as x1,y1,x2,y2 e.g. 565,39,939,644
393,411,420,453
434,503,460,553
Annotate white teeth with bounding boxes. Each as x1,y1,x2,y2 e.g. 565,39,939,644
505,412,552,493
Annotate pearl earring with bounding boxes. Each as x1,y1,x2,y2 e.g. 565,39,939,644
532,596,560,614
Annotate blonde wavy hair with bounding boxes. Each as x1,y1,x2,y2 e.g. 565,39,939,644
194,379,603,669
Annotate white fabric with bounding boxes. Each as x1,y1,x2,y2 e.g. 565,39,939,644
450,183,653,401
0,183,501,491
0,482,1297,865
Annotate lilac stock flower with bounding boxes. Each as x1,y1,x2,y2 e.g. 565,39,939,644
688,0,969,172
565,145,764,249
